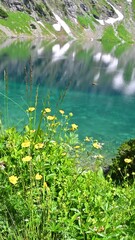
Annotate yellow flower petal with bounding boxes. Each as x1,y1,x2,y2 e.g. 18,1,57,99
47,116,56,121
85,136,91,142
9,175,18,185
21,141,30,148
71,124,78,131
27,107,35,112
93,142,102,149
93,154,104,159
44,108,51,113
43,182,48,188
124,158,132,164
59,110,64,115
35,173,42,180
22,156,32,162
35,143,44,149
74,145,80,149
43,182,50,192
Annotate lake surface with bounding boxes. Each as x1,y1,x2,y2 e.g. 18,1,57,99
0,38,135,159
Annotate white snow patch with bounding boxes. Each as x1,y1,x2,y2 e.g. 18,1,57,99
107,58,118,73
52,44,60,54
126,0,132,3
94,72,100,82
74,18,78,24
96,19,105,25
93,52,102,62
113,71,124,90
72,51,76,60
105,2,124,25
96,1,124,25
52,12,73,37
52,42,71,62
37,21,45,28
101,54,113,64
53,23,61,31
37,47,44,55
124,81,135,95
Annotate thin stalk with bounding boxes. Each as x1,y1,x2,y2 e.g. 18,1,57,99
4,70,9,127
0,92,26,114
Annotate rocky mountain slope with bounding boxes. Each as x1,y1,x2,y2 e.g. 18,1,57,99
0,0,134,41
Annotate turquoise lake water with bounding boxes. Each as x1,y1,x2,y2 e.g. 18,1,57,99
0,39,135,159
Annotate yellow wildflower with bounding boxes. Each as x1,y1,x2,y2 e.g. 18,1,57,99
9,175,18,185
43,182,48,188
94,154,104,159
35,143,44,149
22,156,32,162
51,123,59,127
44,108,51,113
35,173,42,180
59,109,64,115
74,145,80,149
132,172,135,175
93,142,102,149
43,182,50,192
71,124,78,131
85,136,91,142
47,115,56,121
124,158,132,164
27,107,35,112
21,140,30,148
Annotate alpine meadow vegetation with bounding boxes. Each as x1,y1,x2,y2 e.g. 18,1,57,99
0,103,135,240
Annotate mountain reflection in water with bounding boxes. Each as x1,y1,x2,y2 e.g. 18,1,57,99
0,38,135,159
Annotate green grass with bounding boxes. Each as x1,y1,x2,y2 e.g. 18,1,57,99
101,23,134,53
0,29,6,37
101,26,120,52
0,102,135,239
77,15,95,31
114,43,130,57
117,24,134,43
0,11,35,35
132,0,135,19
0,40,31,59
39,21,56,37
64,18,84,38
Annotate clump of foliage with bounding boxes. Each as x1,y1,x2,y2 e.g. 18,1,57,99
0,106,135,239
0,7,8,19
109,139,135,184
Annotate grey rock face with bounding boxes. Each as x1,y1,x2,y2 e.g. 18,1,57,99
2,0,24,11
1,0,117,20
63,0,78,17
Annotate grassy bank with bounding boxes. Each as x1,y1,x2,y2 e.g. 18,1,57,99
0,105,135,239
